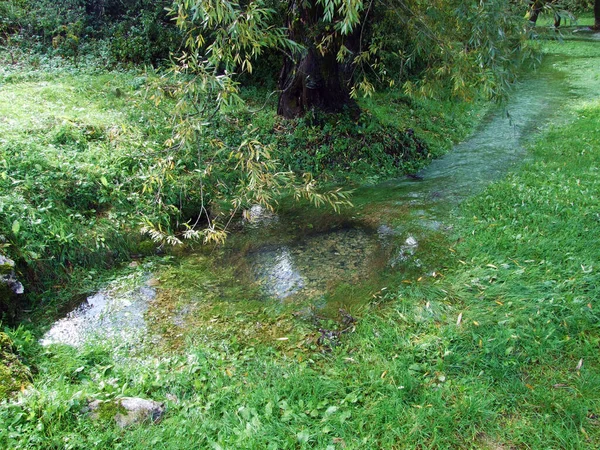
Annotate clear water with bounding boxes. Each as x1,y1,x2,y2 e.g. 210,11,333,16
41,275,156,347
240,59,574,299
42,53,580,346
246,227,384,299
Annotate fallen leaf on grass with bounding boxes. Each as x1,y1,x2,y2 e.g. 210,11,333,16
333,437,346,447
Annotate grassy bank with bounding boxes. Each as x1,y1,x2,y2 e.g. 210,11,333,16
0,38,599,448
0,54,487,319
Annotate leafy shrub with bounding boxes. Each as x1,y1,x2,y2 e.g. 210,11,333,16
275,110,428,179
106,6,180,66
1,0,180,66
213,106,430,182
0,0,28,36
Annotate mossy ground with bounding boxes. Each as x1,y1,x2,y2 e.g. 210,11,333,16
0,332,31,399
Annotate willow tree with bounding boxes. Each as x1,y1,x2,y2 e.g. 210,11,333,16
276,0,366,118
170,0,366,117
142,0,357,244
527,1,562,28
149,0,534,243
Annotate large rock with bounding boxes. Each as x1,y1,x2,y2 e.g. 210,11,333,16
88,397,165,427
0,254,24,295
0,254,14,275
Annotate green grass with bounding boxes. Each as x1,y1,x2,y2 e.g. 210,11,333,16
362,90,486,162
439,40,600,445
2,38,600,448
0,52,487,319
0,64,172,316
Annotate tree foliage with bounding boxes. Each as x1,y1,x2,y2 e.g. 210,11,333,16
4,0,593,248
170,0,541,111
141,0,357,244
139,0,543,243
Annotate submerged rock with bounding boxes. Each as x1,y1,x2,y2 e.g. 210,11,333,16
390,235,419,267
87,397,165,427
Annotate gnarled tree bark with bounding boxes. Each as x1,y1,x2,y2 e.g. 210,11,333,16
277,1,359,119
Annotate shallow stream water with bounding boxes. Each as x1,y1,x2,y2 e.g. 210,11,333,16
42,51,580,347
235,58,574,301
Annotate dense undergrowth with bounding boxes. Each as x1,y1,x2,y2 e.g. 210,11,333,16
0,34,599,448
0,0,178,67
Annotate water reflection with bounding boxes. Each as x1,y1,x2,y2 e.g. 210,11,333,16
247,228,384,299
250,247,304,298
41,282,155,347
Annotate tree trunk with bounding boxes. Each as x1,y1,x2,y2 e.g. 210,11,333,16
528,1,560,28
594,0,600,30
277,1,358,119
277,48,356,118
528,0,543,24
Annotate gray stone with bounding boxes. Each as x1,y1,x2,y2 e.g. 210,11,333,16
0,254,15,275
87,397,165,427
0,254,24,295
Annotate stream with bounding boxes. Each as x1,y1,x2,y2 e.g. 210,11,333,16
42,51,579,348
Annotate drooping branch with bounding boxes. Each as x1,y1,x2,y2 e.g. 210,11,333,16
276,0,363,118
